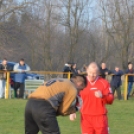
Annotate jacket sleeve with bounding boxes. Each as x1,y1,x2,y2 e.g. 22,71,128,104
57,87,77,116
102,93,114,104
120,70,124,75
7,65,13,71
124,69,128,74
102,83,114,104
13,63,21,72
116,70,124,76
25,64,31,72
108,70,113,74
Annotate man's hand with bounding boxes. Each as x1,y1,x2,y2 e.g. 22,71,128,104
105,72,108,75
69,113,76,121
95,90,102,98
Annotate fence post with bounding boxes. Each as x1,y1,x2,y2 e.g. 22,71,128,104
67,72,71,79
124,74,128,100
5,71,10,99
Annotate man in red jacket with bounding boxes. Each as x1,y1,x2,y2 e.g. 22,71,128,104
79,62,114,134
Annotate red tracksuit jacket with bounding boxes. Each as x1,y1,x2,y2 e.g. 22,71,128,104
79,76,114,115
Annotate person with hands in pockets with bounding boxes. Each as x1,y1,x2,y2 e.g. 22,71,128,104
79,62,114,134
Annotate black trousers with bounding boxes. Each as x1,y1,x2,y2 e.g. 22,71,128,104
14,82,24,98
25,99,60,134
111,86,122,100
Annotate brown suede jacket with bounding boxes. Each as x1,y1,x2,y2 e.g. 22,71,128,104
29,78,77,116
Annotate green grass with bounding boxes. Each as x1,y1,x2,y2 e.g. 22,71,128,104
0,98,134,134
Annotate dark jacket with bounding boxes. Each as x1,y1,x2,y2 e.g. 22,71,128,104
63,64,71,78
70,68,79,77
0,63,13,80
99,67,109,79
110,70,124,88
125,69,134,82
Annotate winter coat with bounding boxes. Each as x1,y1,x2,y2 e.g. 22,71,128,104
125,69,134,82
63,64,71,78
110,70,124,88
99,67,109,79
13,63,30,83
0,63,13,80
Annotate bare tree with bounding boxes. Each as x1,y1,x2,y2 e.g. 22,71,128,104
0,0,37,59
98,0,134,69
56,0,93,62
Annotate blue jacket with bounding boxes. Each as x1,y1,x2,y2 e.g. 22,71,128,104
13,63,30,83
110,70,124,88
125,69,134,82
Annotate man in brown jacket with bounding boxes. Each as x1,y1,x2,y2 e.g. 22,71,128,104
25,74,87,134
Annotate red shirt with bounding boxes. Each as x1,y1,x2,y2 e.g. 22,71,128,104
80,76,114,115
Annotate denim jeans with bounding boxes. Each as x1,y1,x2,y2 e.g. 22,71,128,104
127,82,133,96
0,80,6,98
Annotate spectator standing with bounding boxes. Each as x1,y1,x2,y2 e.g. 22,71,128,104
63,62,72,78
79,62,114,134
125,62,134,100
70,63,81,77
110,66,124,100
13,59,30,98
81,64,87,72
99,62,109,79
25,75,87,134
0,58,12,98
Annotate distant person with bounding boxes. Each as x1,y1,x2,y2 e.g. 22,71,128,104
63,62,72,78
0,58,12,98
13,59,30,98
25,75,87,134
81,64,87,72
110,66,124,100
70,63,81,77
99,62,109,79
125,62,134,100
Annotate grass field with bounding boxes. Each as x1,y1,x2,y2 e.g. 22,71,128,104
0,98,134,134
